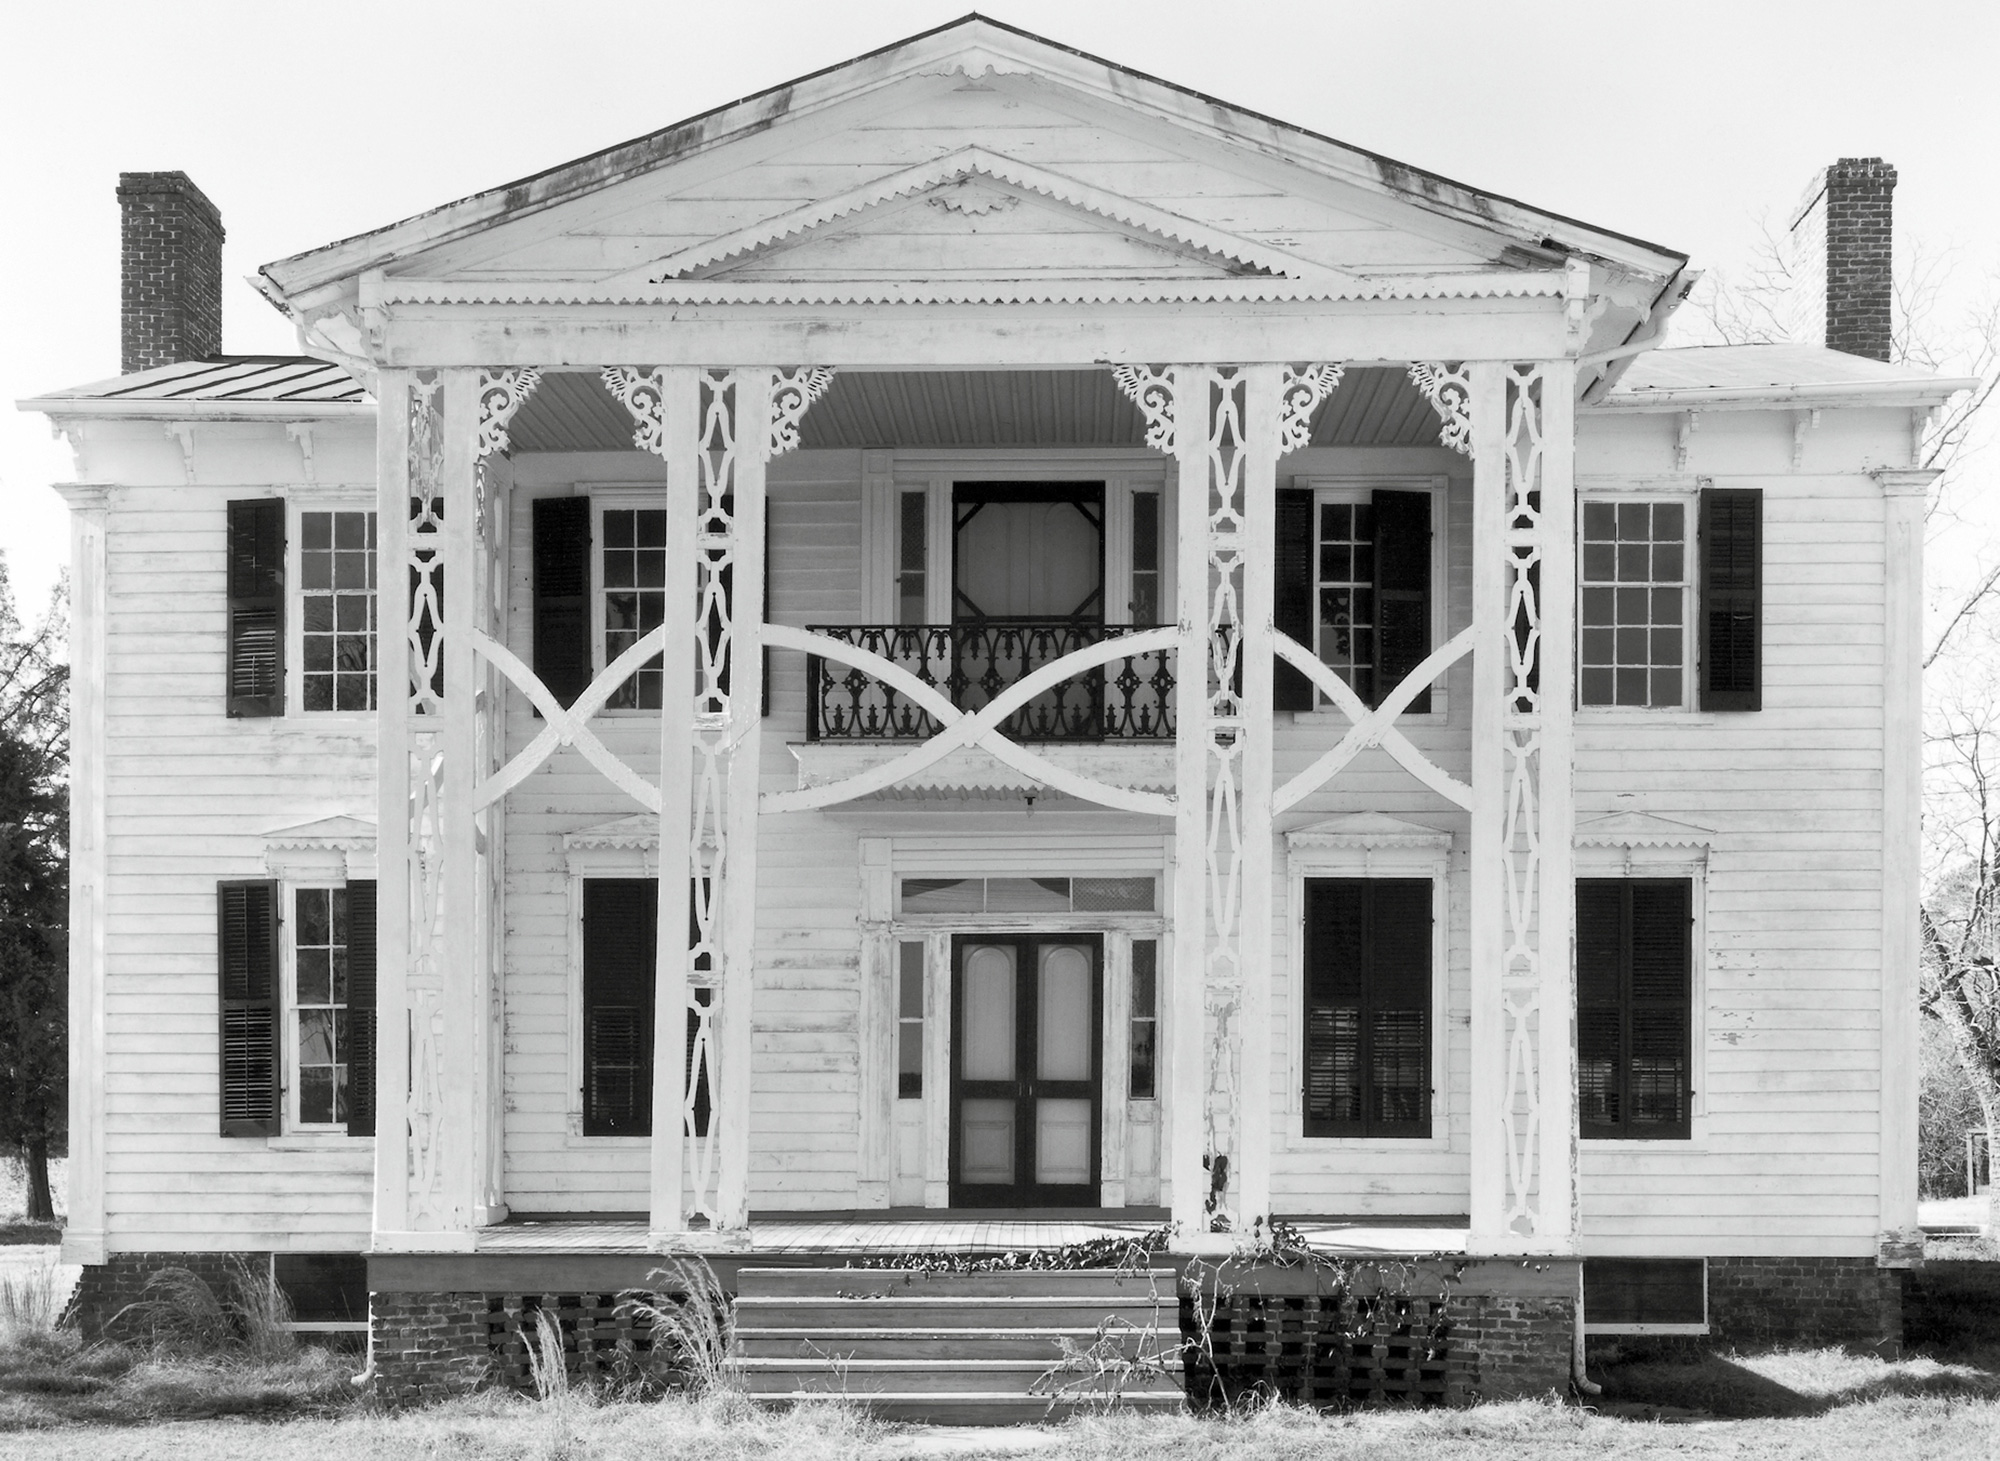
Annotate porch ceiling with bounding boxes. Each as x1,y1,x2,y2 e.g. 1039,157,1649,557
506,366,1450,454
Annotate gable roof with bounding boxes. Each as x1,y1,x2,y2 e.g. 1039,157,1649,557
257,14,1686,325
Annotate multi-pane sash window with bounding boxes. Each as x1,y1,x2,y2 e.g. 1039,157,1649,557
293,888,350,1126
602,507,668,709
299,511,378,712
1316,501,1377,703
1577,879,1693,1139
1302,878,1431,1138
1580,501,1689,709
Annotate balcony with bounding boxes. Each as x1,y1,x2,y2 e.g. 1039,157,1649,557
805,621,1175,742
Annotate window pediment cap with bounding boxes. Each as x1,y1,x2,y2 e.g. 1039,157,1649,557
262,815,377,850
1286,812,1452,852
565,814,661,852
1574,811,1712,849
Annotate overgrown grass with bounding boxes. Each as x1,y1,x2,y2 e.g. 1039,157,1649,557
0,1328,360,1431
620,1255,739,1396
4,1386,2000,1461
109,1258,297,1360
0,1258,61,1340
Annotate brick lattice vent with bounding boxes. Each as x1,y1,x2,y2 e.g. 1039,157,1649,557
484,1293,662,1390
1181,1289,1461,1409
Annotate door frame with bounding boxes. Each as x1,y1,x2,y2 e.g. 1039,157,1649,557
948,932,1104,1208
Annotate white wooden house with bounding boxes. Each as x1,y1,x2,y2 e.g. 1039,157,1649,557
23,18,1975,1408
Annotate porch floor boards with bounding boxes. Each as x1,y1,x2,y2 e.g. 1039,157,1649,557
470,1216,1471,1256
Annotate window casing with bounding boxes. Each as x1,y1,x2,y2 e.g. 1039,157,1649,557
286,886,351,1129
1578,497,1693,710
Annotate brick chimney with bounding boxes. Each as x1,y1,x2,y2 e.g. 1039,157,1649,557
117,171,224,373
1789,158,1897,362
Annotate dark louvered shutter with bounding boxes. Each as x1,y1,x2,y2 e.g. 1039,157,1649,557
1700,488,1761,711
1303,878,1431,1137
1373,489,1432,713
345,880,377,1139
1367,879,1432,1135
217,880,281,1136
533,496,592,709
1628,880,1693,1137
1576,881,1625,1136
583,878,656,1136
1577,879,1692,1139
1274,488,1316,711
226,499,284,717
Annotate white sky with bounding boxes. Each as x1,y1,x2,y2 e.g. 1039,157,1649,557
4,0,1998,617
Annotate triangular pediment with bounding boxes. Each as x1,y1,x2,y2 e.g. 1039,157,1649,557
1286,813,1453,850
263,815,376,848
260,16,1686,362
619,150,1330,288
1575,811,1712,846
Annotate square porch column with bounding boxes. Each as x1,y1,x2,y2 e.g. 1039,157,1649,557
1466,359,1579,1255
373,368,502,1250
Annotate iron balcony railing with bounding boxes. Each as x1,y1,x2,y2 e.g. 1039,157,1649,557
805,621,1176,742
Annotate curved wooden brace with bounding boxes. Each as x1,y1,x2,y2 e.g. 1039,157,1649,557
763,622,1177,817
470,625,672,813
1271,628,1476,813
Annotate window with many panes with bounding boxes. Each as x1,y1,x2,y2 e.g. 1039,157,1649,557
601,506,668,708
1579,500,1689,709
1316,500,1377,703
291,887,350,1127
299,511,377,712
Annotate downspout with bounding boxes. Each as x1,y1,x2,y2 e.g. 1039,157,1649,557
1572,1270,1602,1396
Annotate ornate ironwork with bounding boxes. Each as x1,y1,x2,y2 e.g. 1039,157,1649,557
806,622,1175,742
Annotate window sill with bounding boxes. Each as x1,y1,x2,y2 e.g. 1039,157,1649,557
1284,1132,1450,1150
267,1133,372,1152
1582,1135,1707,1152
1576,708,1715,726
563,1132,651,1149
283,713,377,727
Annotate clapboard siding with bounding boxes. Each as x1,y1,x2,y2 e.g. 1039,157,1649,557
95,476,377,1253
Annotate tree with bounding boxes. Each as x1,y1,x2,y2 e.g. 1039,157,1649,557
0,556,67,1225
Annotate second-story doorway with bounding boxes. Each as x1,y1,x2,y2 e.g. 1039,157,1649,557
951,481,1105,624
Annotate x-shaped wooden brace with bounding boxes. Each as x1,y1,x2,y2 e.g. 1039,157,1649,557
472,625,675,814
762,622,1178,818
1271,628,1477,813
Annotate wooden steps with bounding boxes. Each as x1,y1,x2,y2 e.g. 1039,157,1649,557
734,1266,1187,1423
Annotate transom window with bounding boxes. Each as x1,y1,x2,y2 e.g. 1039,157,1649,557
299,511,377,712
898,875,1156,915
1579,500,1689,709
292,887,350,1127
602,506,668,709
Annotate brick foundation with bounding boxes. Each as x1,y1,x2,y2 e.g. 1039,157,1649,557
68,1251,262,1343
1704,1257,1903,1353
1451,1293,1577,1401
369,1291,491,1403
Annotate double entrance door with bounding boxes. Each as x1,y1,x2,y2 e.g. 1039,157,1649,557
949,934,1103,1208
